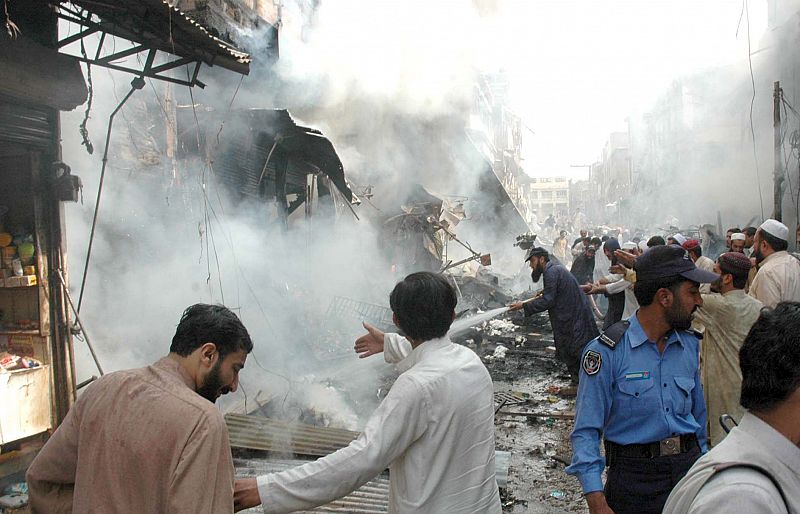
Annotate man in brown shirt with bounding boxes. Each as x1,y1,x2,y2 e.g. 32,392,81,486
26,303,253,513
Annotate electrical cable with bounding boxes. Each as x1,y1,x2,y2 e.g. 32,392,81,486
79,15,95,155
76,77,145,315
744,0,765,220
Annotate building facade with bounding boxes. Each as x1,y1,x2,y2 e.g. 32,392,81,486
528,176,570,218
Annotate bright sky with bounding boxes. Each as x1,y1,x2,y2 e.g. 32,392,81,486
281,0,768,182
483,0,768,180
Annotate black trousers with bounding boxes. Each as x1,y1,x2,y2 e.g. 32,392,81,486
602,292,625,330
604,446,700,514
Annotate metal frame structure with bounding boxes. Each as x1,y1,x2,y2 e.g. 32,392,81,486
56,4,207,87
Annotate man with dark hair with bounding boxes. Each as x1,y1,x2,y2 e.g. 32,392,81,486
509,247,599,384
743,226,757,257
567,245,718,514
572,232,590,257
729,233,746,253
234,272,502,513
692,252,762,446
571,243,597,285
750,218,800,308
682,239,715,294
725,227,741,251
27,304,252,513
647,235,666,248
682,240,715,273
664,302,800,513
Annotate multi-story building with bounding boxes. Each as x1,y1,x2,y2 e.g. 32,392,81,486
591,132,631,211
569,178,594,218
528,176,570,218
469,72,534,226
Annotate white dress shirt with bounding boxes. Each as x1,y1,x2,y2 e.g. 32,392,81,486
749,250,800,308
257,334,502,513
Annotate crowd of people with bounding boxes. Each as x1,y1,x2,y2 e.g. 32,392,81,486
513,217,800,513
20,218,800,513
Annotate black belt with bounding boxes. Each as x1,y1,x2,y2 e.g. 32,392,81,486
605,433,698,462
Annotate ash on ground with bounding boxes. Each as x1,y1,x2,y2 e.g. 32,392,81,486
465,309,588,514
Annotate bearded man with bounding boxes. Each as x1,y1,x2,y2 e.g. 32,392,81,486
750,219,800,308
567,244,717,514
509,247,599,384
27,304,252,513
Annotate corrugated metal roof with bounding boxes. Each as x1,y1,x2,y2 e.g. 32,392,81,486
235,457,390,513
64,0,251,74
226,414,358,457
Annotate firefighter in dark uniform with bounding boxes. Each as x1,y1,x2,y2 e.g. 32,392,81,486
566,245,719,514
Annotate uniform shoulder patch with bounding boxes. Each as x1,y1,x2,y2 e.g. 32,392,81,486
598,320,630,349
582,350,602,375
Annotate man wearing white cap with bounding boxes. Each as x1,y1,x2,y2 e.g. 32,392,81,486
749,219,800,308
668,233,687,246
729,233,746,254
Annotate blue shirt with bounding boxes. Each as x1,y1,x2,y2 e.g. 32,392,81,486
566,312,708,494
523,261,599,354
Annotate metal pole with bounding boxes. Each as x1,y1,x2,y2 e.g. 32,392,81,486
56,269,104,375
76,77,145,314
775,81,785,222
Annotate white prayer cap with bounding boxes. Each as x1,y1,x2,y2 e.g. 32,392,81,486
672,233,687,245
731,233,746,241
759,219,789,241
622,241,637,250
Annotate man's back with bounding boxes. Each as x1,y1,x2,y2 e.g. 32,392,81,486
694,291,762,445
27,357,234,513
750,251,800,307
389,339,500,512
256,337,501,514
664,413,800,513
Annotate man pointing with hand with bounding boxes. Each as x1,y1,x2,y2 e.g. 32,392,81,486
234,271,501,513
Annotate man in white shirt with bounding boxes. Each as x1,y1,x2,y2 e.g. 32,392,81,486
749,219,800,308
664,302,800,513
233,272,502,513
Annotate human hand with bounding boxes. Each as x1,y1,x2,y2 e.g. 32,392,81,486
609,264,627,275
354,322,385,358
586,491,615,514
234,478,261,512
614,250,636,268
507,301,524,311
580,284,593,294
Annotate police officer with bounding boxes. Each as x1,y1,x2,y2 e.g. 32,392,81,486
566,244,718,514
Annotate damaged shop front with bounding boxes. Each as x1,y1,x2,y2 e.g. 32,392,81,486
0,2,87,498
0,0,256,504
174,107,358,230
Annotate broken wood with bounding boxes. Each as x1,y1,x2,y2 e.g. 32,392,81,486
497,410,575,420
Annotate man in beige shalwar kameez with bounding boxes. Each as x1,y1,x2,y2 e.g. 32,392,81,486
693,253,762,446
26,304,252,513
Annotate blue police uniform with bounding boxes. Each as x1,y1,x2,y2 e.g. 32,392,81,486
567,313,708,513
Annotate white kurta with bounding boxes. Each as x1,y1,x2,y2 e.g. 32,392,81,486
605,275,639,320
593,243,611,283
749,251,800,308
257,335,502,514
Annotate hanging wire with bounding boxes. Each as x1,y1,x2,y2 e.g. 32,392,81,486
78,10,94,154
743,0,765,220
76,77,145,314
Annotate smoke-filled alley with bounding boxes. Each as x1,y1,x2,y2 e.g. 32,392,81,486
4,1,800,513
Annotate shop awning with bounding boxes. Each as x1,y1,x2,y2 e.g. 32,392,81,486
54,0,251,86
